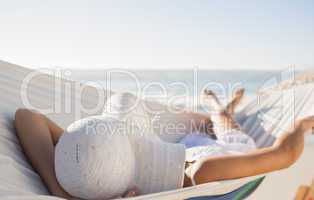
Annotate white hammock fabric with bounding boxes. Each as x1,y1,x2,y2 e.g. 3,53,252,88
0,60,313,200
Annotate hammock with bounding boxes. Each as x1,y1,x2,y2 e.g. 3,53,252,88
0,60,313,200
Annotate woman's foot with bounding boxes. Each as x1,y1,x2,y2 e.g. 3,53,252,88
226,88,245,114
235,88,245,98
203,89,224,112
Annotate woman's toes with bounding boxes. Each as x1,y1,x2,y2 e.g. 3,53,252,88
235,88,245,97
204,89,215,96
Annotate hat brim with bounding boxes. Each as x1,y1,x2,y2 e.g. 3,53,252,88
130,135,186,194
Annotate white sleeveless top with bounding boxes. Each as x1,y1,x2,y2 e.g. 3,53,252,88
180,129,257,161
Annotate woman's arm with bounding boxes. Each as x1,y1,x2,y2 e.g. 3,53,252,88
186,116,314,185
14,108,71,198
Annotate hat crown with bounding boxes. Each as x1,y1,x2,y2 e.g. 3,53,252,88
55,115,136,199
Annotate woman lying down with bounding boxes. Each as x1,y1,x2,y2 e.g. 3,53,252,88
15,89,314,200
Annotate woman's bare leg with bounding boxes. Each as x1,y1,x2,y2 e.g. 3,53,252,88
185,116,314,185
203,89,241,133
204,88,244,112
14,108,71,198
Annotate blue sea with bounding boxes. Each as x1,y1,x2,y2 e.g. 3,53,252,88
72,69,298,112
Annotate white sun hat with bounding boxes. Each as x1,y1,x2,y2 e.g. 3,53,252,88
55,93,186,200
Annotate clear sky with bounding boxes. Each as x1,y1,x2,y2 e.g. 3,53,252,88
0,0,313,69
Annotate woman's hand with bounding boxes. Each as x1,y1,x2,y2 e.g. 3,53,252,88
114,188,139,199
123,188,139,197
